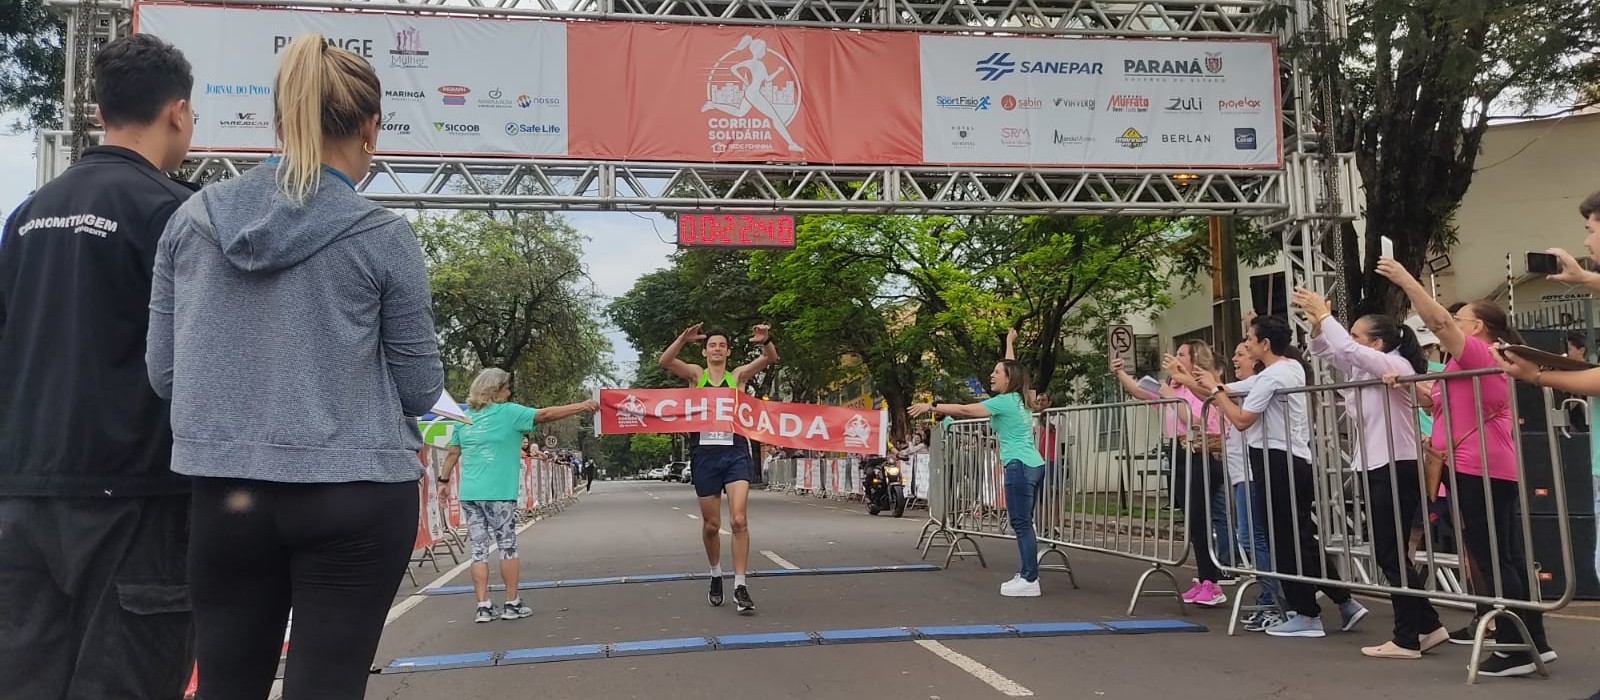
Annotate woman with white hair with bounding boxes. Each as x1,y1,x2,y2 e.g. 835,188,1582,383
438,368,597,623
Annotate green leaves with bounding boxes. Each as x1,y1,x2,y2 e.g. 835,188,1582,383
417,210,610,408
0,0,63,132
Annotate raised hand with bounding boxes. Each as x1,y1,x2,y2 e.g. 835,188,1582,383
751,324,772,344
579,399,600,413
1546,248,1600,287
908,402,934,419
1374,257,1417,287
1292,287,1332,321
1111,357,1127,374
680,322,707,343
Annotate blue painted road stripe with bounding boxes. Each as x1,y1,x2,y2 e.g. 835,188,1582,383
424,563,941,596
379,619,1208,674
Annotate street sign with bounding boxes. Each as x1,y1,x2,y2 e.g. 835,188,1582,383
1109,325,1136,370
545,435,558,448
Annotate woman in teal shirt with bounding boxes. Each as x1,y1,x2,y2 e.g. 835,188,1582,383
439,368,597,622
911,359,1048,597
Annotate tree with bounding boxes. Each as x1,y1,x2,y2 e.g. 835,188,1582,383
628,433,673,466
417,210,611,407
1,0,64,131
1328,0,1600,316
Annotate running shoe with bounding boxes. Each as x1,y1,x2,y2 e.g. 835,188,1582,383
709,576,725,607
1450,616,1492,645
1338,599,1370,632
734,585,756,613
1180,579,1203,604
473,605,496,624
1244,610,1284,633
501,599,533,620
1000,577,1041,597
1192,581,1227,607
1265,612,1326,638
1477,652,1537,678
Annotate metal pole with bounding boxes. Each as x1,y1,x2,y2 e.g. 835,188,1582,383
1210,216,1242,359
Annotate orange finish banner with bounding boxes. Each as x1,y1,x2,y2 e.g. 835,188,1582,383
597,388,888,455
568,23,923,164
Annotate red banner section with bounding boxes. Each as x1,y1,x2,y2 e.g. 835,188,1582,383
597,388,887,455
567,23,923,164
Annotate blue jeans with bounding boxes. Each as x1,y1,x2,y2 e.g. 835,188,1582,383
1004,460,1046,582
1232,482,1277,605
1212,482,1233,567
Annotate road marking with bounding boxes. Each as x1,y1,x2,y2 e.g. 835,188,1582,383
914,640,1034,697
672,506,681,510
762,550,800,570
687,514,699,520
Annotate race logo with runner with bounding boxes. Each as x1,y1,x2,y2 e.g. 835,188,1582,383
616,394,649,428
701,35,804,155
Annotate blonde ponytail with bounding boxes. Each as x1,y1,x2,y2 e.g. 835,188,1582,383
272,34,382,205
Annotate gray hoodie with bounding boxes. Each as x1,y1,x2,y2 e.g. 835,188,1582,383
148,163,444,484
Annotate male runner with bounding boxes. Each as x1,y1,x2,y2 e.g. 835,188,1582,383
659,323,779,612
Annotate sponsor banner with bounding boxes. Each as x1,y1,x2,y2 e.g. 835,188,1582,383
137,5,1279,168
568,23,922,164
137,4,569,156
919,35,1280,167
597,388,888,455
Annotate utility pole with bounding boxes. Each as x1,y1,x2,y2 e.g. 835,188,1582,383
1210,216,1242,368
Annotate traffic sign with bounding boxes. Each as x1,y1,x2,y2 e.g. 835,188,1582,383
545,435,559,448
1109,325,1136,370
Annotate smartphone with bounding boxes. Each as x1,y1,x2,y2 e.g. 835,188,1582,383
1379,236,1394,260
1527,252,1560,275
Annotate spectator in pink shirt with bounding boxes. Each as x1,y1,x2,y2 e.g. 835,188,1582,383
1377,256,1553,678
1297,288,1448,660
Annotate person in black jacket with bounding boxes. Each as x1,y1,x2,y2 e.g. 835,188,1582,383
0,34,197,699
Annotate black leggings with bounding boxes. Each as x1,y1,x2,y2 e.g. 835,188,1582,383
1251,448,1351,618
1453,473,1548,650
190,477,418,700
1180,448,1225,583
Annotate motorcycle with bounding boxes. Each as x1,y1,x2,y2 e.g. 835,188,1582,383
861,456,906,518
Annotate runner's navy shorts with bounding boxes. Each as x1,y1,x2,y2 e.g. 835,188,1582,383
691,448,753,498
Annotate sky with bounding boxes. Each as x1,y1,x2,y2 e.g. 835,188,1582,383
0,112,673,379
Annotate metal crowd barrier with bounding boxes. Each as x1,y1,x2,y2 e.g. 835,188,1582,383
919,398,1198,614
1193,368,1575,683
923,369,1579,685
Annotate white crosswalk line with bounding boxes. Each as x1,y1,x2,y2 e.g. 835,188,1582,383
761,550,800,570
915,640,1034,697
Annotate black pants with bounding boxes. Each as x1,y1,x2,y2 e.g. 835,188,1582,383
1365,463,1443,649
190,477,417,700
1252,448,1352,618
1180,448,1224,582
1453,473,1548,651
0,496,193,700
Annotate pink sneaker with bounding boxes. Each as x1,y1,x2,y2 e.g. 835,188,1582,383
1180,579,1203,603
1193,581,1229,607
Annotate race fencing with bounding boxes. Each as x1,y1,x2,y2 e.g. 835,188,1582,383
923,370,1578,684
409,445,579,583
766,455,934,507
919,398,1195,608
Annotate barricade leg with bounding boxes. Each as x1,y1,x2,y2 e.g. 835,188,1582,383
1037,544,1078,589
943,534,987,569
1467,608,1548,683
916,519,941,550
1128,563,1186,617
1224,576,1280,635
921,527,955,560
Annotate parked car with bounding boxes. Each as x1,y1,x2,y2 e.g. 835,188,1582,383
646,466,668,480
675,462,692,483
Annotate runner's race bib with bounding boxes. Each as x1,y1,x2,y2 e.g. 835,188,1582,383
700,431,735,446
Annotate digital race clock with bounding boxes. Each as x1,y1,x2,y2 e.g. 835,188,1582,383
675,211,796,250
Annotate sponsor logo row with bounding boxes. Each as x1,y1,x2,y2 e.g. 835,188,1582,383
946,125,1261,150
969,52,1238,82
935,93,1267,114
196,110,560,139
206,80,564,111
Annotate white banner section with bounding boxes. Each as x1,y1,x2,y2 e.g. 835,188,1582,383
919,36,1280,167
137,4,569,156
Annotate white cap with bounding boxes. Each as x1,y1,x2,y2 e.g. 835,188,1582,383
1404,313,1440,348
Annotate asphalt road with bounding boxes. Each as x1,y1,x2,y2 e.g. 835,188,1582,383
364,481,1600,700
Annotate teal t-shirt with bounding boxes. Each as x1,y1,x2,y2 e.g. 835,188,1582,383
449,402,538,501
1417,361,1447,436
980,393,1046,468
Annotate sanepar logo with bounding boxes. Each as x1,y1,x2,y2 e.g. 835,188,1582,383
975,52,1104,81
433,122,479,134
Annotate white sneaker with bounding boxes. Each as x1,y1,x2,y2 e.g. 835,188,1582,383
1000,577,1042,597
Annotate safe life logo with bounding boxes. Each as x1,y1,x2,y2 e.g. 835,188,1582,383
701,35,804,155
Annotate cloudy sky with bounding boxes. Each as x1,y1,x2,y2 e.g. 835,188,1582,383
0,112,671,378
